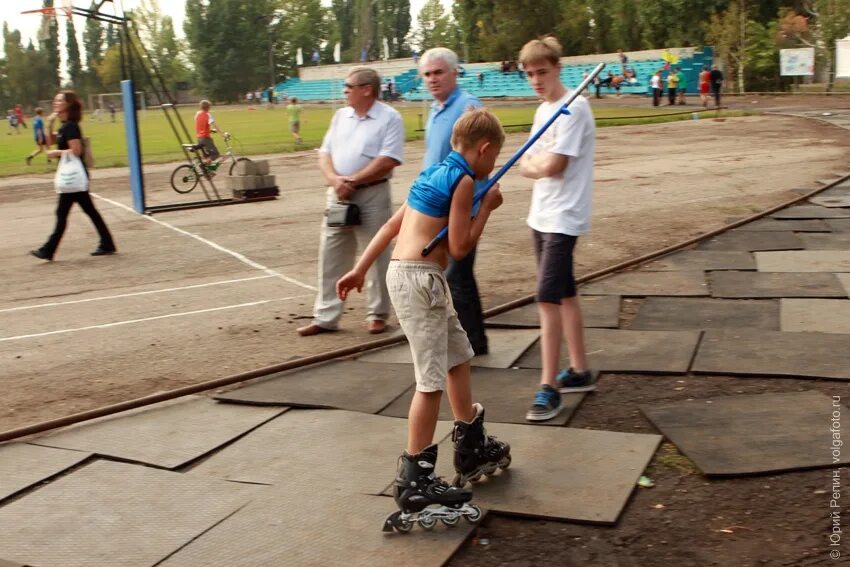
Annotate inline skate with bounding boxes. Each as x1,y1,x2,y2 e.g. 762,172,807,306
383,444,483,533
452,403,512,487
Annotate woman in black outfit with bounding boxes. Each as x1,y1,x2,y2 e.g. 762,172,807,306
31,90,115,261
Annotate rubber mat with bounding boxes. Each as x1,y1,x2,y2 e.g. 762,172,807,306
159,491,478,567
692,329,850,380
29,397,285,469
641,250,755,271
190,410,453,491
0,460,257,567
357,328,540,369
580,271,708,297
708,271,847,298
780,299,850,334
697,231,804,251
379,367,588,427
631,297,779,331
215,360,415,414
736,218,830,232
772,205,850,219
515,329,701,374
799,232,850,250
754,250,850,272
827,219,850,232
809,195,850,208
380,423,661,524
642,391,849,476
485,296,620,329
0,443,89,502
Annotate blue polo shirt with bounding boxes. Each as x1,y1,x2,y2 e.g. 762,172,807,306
423,87,481,168
407,151,474,218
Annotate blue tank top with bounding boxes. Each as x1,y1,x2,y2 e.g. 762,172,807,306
407,151,474,218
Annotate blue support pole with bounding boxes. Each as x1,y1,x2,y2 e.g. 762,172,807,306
121,79,145,213
421,62,606,256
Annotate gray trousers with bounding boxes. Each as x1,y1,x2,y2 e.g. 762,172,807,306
312,183,392,329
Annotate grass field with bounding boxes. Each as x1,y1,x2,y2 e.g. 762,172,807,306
0,102,735,178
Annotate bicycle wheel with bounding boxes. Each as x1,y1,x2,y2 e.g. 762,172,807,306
171,164,199,194
229,157,253,176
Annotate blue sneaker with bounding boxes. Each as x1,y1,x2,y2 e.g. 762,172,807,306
556,368,597,393
525,384,563,422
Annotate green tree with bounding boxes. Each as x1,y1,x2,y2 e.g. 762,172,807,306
378,0,412,58
706,0,750,91
274,0,329,76
183,0,279,101
39,0,61,90
66,17,83,88
331,0,355,59
133,0,192,95
414,0,453,51
83,2,105,94
805,0,850,90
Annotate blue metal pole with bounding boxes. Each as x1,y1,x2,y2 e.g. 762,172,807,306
421,62,606,256
121,79,145,213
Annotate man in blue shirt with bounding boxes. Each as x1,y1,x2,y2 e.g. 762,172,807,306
420,47,489,355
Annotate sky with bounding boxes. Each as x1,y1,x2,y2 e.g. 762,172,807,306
1,0,452,59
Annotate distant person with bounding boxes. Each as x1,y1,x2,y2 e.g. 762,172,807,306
312,49,320,65
286,96,303,145
710,65,724,107
30,90,116,261
517,62,524,79
194,99,226,166
650,71,662,107
412,50,419,65
618,48,628,67
15,104,27,129
478,72,485,88
666,68,679,105
108,102,116,122
246,91,254,103
26,107,49,165
381,80,389,101
676,67,687,104
7,109,20,134
698,65,711,107
267,87,276,106
612,74,624,97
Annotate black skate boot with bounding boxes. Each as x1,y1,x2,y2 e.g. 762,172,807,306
383,444,483,533
452,403,512,487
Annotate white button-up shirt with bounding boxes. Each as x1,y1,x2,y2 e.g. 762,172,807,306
319,100,404,177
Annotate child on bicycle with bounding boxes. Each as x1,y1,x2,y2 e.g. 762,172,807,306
194,100,228,167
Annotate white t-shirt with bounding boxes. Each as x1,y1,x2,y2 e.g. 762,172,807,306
319,101,404,177
650,75,661,89
526,90,595,236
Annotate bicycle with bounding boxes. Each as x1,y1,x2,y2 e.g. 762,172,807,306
169,132,253,194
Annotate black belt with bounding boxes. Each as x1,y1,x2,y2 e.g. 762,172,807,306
355,178,388,189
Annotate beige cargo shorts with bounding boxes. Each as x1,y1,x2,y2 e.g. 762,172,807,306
386,260,475,392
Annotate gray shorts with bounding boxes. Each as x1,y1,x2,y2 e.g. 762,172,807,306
290,121,300,134
387,261,474,392
533,230,578,303
197,137,220,160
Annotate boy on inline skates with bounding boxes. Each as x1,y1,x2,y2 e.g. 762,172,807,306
336,108,512,532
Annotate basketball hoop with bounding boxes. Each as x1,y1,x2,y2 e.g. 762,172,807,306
21,0,74,19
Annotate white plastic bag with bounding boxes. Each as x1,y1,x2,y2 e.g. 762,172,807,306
54,152,89,193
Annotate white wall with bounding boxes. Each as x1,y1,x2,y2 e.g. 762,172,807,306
837,36,850,79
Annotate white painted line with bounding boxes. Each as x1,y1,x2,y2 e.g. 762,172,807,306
0,275,275,313
92,193,317,291
0,294,313,342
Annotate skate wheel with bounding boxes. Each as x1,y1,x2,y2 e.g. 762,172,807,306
441,515,460,527
418,515,436,530
468,472,483,484
464,504,483,524
500,455,512,470
394,517,413,533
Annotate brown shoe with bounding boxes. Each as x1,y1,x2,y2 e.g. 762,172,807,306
297,323,335,337
367,320,387,334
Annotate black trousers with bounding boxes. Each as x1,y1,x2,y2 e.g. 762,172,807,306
652,88,662,106
446,246,488,354
41,191,114,256
667,87,677,104
712,86,721,107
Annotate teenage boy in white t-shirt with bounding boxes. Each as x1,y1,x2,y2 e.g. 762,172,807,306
517,36,596,422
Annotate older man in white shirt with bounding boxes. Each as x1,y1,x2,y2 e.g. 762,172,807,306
298,67,405,336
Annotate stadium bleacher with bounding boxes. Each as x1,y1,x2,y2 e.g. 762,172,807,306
272,48,714,102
